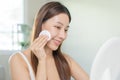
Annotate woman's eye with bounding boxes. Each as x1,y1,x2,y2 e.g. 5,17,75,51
55,26,61,29
65,29,68,32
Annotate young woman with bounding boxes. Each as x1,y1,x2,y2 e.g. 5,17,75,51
9,1,89,80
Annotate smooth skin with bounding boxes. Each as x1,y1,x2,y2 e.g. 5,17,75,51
9,13,89,80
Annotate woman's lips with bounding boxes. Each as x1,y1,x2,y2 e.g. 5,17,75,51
54,39,61,46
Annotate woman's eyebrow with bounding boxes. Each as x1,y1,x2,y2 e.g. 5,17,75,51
57,21,63,26
57,21,69,28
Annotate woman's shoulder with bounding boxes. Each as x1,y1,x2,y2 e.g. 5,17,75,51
62,53,73,65
62,53,79,67
63,53,71,59
9,52,21,62
63,53,73,60
9,50,29,61
9,49,31,66
9,52,24,65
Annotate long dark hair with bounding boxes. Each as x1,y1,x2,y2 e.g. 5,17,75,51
31,1,71,80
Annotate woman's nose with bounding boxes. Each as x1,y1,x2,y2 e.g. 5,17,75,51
58,30,66,40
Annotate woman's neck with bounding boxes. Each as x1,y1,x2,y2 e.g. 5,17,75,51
45,46,53,58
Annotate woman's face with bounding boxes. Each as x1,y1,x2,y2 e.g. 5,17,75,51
41,13,70,50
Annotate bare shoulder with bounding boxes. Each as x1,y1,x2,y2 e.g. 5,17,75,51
62,53,74,65
63,53,80,67
63,53,72,60
9,49,31,65
63,53,89,80
63,53,81,66
9,52,26,67
9,49,31,67
62,53,71,58
9,51,32,80
9,52,20,62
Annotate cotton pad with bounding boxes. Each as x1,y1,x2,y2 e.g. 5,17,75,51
39,30,51,41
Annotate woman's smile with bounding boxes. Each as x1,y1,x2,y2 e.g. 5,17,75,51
53,39,62,46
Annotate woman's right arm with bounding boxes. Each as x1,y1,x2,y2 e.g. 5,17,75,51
9,35,49,80
9,53,47,80
9,54,31,80
30,35,48,80
36,60,47,80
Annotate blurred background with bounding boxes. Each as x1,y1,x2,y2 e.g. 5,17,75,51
0,0,120,80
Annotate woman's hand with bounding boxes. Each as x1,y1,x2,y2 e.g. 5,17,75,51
30,35,49,61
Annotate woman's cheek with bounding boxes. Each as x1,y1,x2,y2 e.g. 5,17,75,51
50,31,58,38
65,33,68,39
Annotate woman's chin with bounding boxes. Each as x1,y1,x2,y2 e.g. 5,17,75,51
46,42,60,51
51,46,59,51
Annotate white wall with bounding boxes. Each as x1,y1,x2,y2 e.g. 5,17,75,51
24,0,49,26
0,51,18,80
24,0,120,74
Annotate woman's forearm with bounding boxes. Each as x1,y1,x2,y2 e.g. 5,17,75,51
36,60,47,80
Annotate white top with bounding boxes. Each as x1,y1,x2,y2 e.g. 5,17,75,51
9,52,35,80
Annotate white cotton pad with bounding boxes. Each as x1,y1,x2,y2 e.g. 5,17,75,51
39,30,51,41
